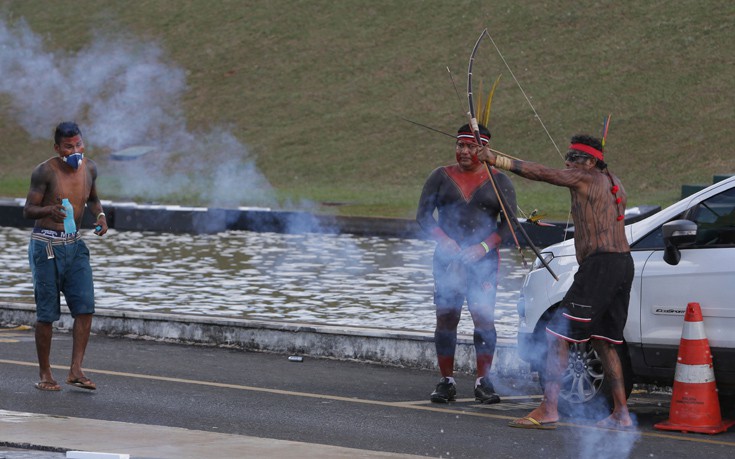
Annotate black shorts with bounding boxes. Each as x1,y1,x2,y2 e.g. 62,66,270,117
546,252,634,344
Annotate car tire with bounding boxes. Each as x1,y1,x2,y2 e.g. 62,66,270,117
533,318,633,419
718,390,735,418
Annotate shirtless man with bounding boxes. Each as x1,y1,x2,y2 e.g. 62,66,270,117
23,121,108,391
479,134,634,430
417,123,516,405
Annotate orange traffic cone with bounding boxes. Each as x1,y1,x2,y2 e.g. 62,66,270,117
654,302,735,434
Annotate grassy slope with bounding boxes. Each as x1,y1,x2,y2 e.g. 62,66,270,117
1,0,733,219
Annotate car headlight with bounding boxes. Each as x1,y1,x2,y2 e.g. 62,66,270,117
532,251,554,271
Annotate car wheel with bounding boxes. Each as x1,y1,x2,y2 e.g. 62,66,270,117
718,390,735,418
557,341,633,418
534,321,633,418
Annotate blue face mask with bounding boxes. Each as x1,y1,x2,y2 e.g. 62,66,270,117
62,153,84,170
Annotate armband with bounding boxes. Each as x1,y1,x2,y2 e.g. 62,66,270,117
97,212,106,220
494,155,513,170
480,241,490,253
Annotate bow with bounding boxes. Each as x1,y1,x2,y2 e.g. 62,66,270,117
466,29,559,281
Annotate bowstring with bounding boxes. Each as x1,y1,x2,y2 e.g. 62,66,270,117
485,32,564,160
485,31,573,236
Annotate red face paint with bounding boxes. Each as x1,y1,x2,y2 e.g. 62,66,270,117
455,141,481,168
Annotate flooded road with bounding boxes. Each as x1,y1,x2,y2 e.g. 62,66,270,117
0,226,530,338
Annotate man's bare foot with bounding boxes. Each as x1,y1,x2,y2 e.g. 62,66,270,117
596,414,635,431
513,406,559,426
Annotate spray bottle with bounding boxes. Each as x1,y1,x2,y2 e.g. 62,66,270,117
61,198,77,234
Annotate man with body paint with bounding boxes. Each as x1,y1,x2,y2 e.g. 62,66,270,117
23,121,108,392
416,123,516,404
479,134,634,430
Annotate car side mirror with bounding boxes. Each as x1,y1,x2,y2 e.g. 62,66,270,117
662,219,697,265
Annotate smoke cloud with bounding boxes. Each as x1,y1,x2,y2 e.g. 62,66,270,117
0,17,276,208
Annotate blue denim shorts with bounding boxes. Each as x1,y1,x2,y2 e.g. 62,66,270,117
28,232,95,323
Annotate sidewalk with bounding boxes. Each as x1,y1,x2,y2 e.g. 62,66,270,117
0,410,425,459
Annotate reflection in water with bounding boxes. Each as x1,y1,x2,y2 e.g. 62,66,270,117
0,226,529,338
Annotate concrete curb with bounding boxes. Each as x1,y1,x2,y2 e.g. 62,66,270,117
0,302,529,377
0,198,569,247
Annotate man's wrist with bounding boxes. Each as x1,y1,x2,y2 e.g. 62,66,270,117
96,212,106,220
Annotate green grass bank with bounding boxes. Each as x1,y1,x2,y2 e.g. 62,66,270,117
1,0,733,220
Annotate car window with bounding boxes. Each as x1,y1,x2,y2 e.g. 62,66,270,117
631,210,689,251
686,187,735,247
631,225,665,250
631,186,735,251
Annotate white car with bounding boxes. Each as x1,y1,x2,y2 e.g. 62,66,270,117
517,175,735,411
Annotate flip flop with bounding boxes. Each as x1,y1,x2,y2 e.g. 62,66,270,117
508,416,558,430
66,376,96,390
34,380,61,391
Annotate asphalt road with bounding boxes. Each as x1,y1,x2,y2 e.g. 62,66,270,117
1,326,735,458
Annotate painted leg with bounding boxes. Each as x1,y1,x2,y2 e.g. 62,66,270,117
434,307,461,377
473,326,497,379
593,340,632,428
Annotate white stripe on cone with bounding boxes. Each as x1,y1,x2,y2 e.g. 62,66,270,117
681,323,707,340
674,363,716,384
